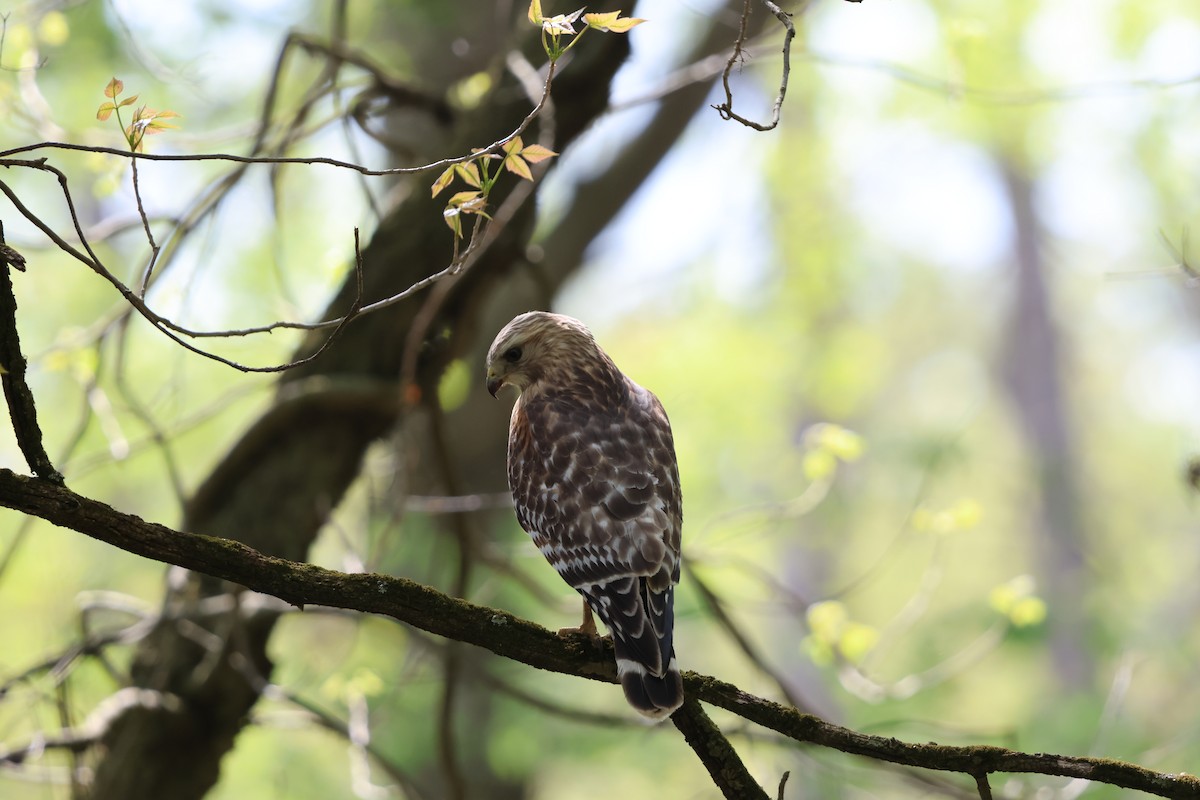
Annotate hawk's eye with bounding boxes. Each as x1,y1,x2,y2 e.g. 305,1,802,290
503,346,522,364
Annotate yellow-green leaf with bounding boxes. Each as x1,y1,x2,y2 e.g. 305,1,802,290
431,165,457,197
527,0,543,24
504,153,533,181
800,635,834,667
838,622,879,664
802,448,836,481
96,102,115,121
447,189,482,207
989,574,1037,616
583,12,645,32
37,12,70,47
806,422,864,461
455,161,482,188
805,600,847,643
103,77,123,99
1009,597,1047,628
438,358,472,411
519,143,558,163
949,498,983,530
443,206,463,236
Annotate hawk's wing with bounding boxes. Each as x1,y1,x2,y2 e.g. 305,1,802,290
509,380,683,717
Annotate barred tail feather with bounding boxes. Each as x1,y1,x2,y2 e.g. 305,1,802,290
616,650,683,720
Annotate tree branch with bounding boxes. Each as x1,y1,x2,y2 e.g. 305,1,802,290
0,222,61,483
672,696,770,800
2,469,1198,798
713,0,796,131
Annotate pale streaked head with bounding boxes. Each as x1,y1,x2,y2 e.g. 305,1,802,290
485,311,601,399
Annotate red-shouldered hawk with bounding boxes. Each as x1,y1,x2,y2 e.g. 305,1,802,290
486,311,684,719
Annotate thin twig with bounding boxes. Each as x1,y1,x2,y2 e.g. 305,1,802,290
684,560,808,710
713,0,796,131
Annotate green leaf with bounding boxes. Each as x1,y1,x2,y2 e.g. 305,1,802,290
103,77,123,99
527,0,543,24
437,358,471,411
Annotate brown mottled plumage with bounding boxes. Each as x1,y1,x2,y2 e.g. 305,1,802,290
486,311,683,719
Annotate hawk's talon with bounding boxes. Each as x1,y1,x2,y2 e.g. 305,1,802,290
558,600,600,640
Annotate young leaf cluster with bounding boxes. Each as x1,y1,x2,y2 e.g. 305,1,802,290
528,1,645,60
430,136,557,240
95,77,181,153
429,4,642,245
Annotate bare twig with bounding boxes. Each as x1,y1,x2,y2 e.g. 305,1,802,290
713,0,796,131
684,560,808,710
0,168,370,373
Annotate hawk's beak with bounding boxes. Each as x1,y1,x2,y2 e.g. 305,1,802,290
486,375,502,398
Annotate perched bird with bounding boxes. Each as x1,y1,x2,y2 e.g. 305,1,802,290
486,311,684,719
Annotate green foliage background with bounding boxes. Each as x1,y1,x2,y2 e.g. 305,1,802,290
1,0,1199,797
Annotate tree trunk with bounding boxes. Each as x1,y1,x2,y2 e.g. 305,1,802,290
999,160,1093,690
87,15,631,799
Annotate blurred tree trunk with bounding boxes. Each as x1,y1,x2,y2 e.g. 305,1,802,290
87,2,752,797
87,9,629,799
999,160,1094,690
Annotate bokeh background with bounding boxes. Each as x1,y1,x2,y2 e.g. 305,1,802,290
1,0,1199,797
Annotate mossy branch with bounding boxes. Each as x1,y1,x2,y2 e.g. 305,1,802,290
0,469,1197,799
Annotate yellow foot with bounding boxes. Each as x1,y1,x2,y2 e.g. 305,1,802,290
557,600,600,639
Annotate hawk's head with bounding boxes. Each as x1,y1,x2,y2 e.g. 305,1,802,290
485,311,599,398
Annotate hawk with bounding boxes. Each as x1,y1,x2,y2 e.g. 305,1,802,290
486,311,684,719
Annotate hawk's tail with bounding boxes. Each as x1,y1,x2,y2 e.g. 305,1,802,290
581,576,684,720
615,646,683,720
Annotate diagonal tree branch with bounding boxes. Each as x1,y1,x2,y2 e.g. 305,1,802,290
672,696,770,800
2,469,1198,800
